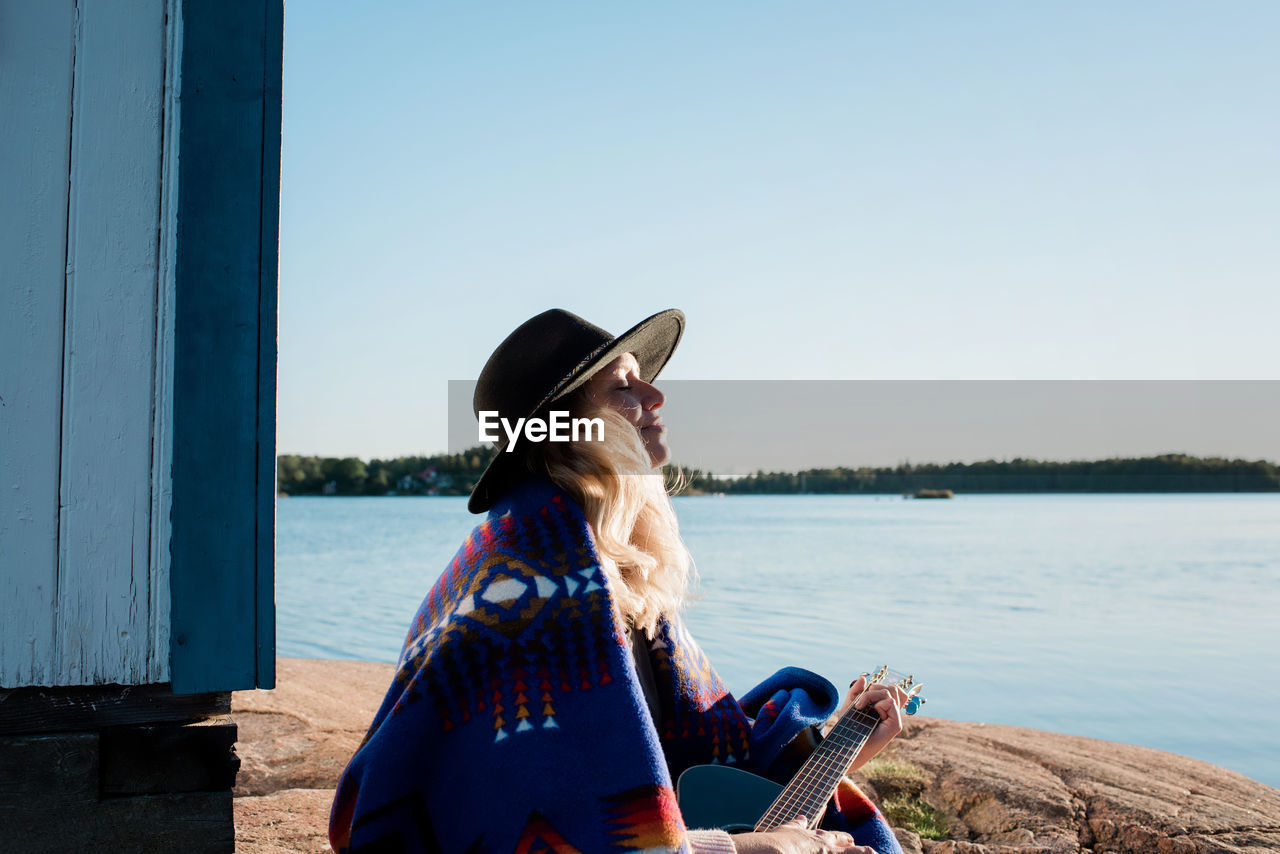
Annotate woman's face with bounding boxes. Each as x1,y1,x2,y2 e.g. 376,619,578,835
582,353,670,469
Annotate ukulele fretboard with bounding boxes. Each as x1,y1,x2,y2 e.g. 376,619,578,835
755,705,881,831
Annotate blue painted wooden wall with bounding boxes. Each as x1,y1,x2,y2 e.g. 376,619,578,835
170,0,283,694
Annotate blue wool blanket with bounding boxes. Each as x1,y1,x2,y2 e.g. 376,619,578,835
330,478,901,853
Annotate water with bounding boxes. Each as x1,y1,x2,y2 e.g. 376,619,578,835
277,493,1280,788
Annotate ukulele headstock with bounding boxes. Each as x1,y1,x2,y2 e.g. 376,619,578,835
864,666,926,716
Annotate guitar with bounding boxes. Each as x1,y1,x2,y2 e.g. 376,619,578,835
676,666,925,833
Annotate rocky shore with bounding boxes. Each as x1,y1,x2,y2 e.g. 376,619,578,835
231,659,1280,854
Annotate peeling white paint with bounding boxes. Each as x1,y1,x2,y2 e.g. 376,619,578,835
0,0,75,688
1,0,177,688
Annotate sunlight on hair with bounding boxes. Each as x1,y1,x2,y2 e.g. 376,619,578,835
524,402,694,638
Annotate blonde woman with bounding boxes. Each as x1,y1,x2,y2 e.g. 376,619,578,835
330,309,908,854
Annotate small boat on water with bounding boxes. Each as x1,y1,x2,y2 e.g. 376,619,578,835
913,488,954,499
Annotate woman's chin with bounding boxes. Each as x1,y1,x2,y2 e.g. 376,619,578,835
644,442,671,470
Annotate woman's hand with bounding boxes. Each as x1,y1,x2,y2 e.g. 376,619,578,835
833,674,909,774
731,817,876,854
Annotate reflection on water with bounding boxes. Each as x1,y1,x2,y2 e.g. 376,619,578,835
277,493,1280,788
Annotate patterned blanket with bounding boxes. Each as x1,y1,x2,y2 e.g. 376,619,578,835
329,477,901,853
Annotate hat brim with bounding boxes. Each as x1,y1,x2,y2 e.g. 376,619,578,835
467,308,685,513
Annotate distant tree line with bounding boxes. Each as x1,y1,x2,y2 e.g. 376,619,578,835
278,450,1278,496
277,447,498,496
681,454,1280,495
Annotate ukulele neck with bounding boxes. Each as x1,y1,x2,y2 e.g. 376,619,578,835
754,704,881,831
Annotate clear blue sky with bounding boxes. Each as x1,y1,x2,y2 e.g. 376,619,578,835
278,2,1280,460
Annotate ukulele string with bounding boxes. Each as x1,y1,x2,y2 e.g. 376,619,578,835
756,699,880,830
757,699,878,829
762,721,875,830
801,716,879,829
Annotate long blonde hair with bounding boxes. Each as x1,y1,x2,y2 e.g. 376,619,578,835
523,400,692,637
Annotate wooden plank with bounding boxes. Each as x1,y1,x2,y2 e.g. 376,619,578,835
4,792,234,854
7,798,233,854
256,0,284,691
98,792,234,853
0,685,228,736
100,721,238,795
0,2,75,687
55,0,168,686
170,0,281,693
148,0,183,686
0,733,234,853
0,733,99,805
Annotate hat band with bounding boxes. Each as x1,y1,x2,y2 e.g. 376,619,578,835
527,338,615,417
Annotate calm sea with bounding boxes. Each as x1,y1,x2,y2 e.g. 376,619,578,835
277,493,1280,789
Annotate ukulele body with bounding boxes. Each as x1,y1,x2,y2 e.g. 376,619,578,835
676,764,826,833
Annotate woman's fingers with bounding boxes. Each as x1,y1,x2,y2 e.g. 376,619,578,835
853,684,910,716
853,685,890,710
881,683,908,709
822,830,856,847
771,817,869,853
875,700,903,742
845,675,867,703
873,696,903,727
812,826,861,853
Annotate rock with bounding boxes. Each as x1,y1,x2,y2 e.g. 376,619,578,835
232,657,394,797
231,659,1280,853
884,717,1280,854
894,828,924,854
232,658,394,852
923,841,990,854
235,787,334,854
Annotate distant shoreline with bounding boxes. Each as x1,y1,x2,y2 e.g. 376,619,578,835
277,451,1280,498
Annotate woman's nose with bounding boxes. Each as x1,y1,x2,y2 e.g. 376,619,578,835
639,380,665,410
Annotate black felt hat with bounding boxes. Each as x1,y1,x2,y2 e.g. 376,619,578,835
468,307,685,513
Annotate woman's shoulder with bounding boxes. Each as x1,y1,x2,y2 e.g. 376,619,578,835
402,474,612,654
484,474,581,520
444,475,595,582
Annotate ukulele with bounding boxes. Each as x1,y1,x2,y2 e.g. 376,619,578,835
676,666,925,833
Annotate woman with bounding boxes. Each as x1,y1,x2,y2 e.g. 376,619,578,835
330,308,909,854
